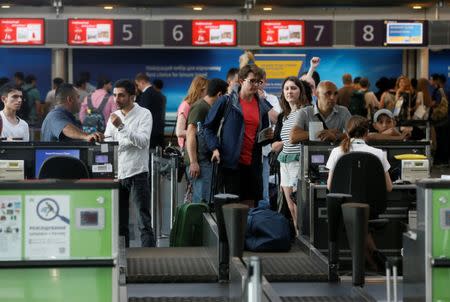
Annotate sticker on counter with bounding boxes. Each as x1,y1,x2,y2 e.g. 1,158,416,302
92,163,113,173
25,195,70,259
0,196,22,260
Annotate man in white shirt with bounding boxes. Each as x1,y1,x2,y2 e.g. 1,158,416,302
0,84,29,141
105,79,155,248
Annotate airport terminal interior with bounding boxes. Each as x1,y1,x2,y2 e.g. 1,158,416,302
1,0,450,301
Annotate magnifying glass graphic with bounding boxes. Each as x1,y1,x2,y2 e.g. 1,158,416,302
36,198,70,224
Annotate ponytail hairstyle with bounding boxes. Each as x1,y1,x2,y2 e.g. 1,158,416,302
340,115,370,153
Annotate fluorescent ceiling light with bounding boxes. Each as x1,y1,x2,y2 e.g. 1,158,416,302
1,4,11,8
193,6,203,11
263,7,272,11
412,5,422,9
104,5,114,10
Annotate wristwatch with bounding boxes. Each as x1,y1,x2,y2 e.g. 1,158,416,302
117,124,125,131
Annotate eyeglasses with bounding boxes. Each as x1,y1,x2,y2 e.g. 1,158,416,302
246,78,264,86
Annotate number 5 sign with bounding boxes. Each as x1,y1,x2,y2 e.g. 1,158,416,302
114,20,142,46
354,20,383,47
164,20,192,46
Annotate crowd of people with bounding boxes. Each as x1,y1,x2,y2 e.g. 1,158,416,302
0,54,449,250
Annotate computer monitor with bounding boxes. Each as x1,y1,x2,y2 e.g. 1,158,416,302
35,149,80,177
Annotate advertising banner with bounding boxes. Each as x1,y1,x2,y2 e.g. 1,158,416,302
0,18,44,45
68,19,114,45
0,196,22,260
260,20,304,47
192,20,236,46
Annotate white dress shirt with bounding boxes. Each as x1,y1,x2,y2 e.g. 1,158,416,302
105,103,153,180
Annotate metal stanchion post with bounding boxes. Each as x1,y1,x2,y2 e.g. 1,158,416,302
169,156,178,228
246,256,262,302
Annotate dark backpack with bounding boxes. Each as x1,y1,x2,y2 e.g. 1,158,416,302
82,94,110,133
349,90,368,117
16,87,32,121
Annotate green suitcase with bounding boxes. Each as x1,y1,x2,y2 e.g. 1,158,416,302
170,203,209,247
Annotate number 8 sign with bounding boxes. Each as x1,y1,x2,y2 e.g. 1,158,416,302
354,20,384,47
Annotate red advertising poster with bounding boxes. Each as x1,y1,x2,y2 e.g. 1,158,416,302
68,19,113,45
192,20,236,46
0,19,44,45
260,20,305,46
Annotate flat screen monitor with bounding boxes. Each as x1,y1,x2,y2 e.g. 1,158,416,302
0,18,45,45
35,149,80,177
384,20,426,46
260,20,305,47
192,20,236,46
68,19,113,45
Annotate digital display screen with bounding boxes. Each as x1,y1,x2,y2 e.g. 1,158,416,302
80,211,98,226
0,18,44,45
192,20,236,46
35,149,80,177
260,20,304,46
385,21,424,45
311,154,325,164
68,19,113,45
95,154,109,164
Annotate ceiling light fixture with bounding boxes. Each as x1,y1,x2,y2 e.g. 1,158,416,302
412,5,422,9
1,4,11,8
193,6,203,11
104,5,114,10
263,7,272,11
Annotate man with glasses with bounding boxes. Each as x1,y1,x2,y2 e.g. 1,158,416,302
290,80,351,143
203,64,272,206
41,83,103,142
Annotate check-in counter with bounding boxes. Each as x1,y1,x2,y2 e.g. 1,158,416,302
0,180,119,302
297,140,430,251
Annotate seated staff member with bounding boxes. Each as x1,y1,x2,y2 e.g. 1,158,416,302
290,81,351,143
41,83,103,142
0,84,29,141
104,79,155,248
368,109,424,141
325,115,393,271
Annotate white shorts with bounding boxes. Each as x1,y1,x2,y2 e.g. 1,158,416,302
280,161,300,187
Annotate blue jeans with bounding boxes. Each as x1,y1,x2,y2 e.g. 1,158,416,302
187,161,213,203
262,155,270,202
119,172,156,247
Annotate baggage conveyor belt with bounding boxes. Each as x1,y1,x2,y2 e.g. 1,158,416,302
126,247,217,283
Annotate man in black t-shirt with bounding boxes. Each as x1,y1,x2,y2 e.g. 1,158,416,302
185,78,228,203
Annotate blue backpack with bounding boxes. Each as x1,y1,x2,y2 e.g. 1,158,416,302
82,94,110,133
245,207,291,252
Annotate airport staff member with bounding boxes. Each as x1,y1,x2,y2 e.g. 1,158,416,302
105,79,156,248
41,83,103,142
290,81,351,143
0,83,30,141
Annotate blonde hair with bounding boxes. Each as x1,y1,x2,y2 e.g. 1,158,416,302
395,75,412,91
184,75,208,105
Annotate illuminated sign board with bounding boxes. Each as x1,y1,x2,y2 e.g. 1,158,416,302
0,19,44,45
68,19,113,45
192,20,236,46
385,20,426,46
260,20,304,46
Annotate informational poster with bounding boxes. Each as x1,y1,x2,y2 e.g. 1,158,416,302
0,18,44,45
260,20,304,46
0,196,22,260
385,21,423,45
25,195,70,259
192,20,236,46
68,19,113,45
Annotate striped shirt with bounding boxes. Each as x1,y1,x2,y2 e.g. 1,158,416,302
280,110,301,155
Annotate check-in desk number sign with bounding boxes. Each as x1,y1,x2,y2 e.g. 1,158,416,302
114,20,142,46
354,20,384,46
164,20,192,46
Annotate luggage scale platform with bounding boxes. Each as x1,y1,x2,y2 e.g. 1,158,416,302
126,247,218,283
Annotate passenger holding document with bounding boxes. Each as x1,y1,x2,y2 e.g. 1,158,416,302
203,64,272,206
290,81,351,143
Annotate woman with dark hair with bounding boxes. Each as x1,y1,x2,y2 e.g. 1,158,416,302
326,115,393,192
272,76,310,235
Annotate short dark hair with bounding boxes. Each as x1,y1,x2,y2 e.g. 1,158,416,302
114,79,136,96
55,83,76,102
0,83,19,97
152,79,163,90
238,64,265,81
75,78,87,87
431,73,440,81
14,72,24,81
25,74,36,84
311,71,320,87
53,77,64,87
353,76,361,84
226,68,239,81
359,77,369,88
207,78,228,97
97,76,111,89
135,72,150,83
439,74,447,84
